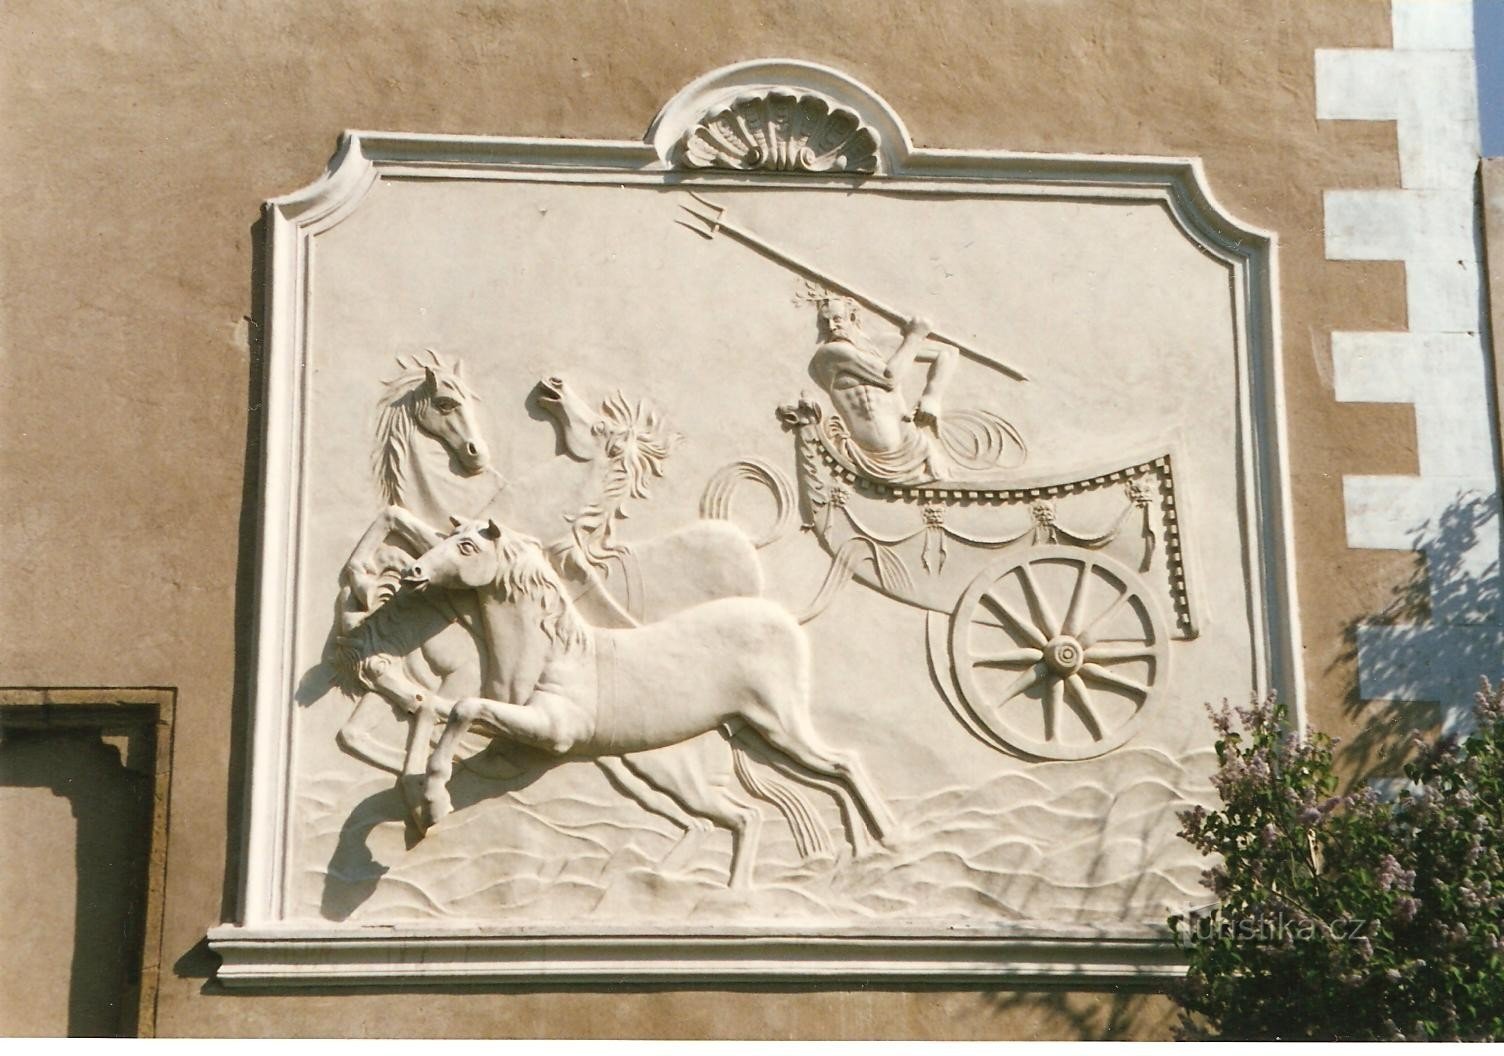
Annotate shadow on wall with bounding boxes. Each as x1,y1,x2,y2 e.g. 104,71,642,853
0,730,153,1037
219,214,269,928
173,214,266,989
1337,490,1502,785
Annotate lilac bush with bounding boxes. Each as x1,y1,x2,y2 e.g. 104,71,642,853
1169,679,1504,1041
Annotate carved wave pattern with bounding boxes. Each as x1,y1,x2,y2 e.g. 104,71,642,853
306,744,1217,926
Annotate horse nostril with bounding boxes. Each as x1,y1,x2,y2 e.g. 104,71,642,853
466,442,478,456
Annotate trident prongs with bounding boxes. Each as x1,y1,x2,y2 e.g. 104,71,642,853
677,191,727,239
673,219,713,240
671,188,1030,381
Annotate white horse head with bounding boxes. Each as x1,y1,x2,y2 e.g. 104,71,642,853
374,350,491,508
406,517,586,651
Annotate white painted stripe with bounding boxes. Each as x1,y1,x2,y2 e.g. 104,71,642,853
1392,0,1476,51
1323,188,1476,261
1314,50,1398,119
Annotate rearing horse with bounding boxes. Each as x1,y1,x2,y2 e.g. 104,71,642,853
331,348,504,751
406,518,897,884
332,351,499,780
331,355,838,878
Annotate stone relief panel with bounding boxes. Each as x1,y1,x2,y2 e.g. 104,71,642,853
216,62,1297,981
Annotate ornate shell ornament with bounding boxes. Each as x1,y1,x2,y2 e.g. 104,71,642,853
677,89,881,174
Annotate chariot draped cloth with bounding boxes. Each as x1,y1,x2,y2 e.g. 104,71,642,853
825,409,1026,486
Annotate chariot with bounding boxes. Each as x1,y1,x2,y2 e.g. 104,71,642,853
768,397,1200,762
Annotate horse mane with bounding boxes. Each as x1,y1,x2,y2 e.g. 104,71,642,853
559,392,683,575
597,392,680,504
372,350,476,508
493,530,588,653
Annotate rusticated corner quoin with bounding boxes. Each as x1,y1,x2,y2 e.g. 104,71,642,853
675,89,881,174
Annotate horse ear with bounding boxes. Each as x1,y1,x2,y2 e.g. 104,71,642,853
448,515,464,529
423,365,438,388
481,518,502,540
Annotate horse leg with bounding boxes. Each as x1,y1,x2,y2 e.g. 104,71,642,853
744,735,877,859
336,653,450,773
727,729,832,860
399,701,438,828
423,696,486,828
594,756,714,853
741,703,897,854
621,743,764,888
424,692,581,829
716,788,763,890
336,691,408,774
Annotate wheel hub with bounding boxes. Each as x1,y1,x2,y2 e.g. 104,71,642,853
1043,635,1084,676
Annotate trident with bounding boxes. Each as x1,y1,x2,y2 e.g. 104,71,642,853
677,192,1029,382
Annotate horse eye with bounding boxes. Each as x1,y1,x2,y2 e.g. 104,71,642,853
434,397,459,413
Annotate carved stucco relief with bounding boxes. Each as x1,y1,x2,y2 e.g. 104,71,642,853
212,60,1298,983
675,90,881,174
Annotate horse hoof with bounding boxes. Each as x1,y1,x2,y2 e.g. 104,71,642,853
424,789,452,826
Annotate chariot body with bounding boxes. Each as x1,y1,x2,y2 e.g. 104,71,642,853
772,397,1200,762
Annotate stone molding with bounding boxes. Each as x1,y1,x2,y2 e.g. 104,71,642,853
221,59,1300,985
208,921,1186,987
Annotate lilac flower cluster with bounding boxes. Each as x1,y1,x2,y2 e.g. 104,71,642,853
1169,678,1504,1041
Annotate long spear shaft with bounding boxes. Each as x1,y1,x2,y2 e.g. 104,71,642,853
678,192,1029,382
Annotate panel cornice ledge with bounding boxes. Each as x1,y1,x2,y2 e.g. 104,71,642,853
208,923,1186,987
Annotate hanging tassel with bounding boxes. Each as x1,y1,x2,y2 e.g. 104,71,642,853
921,505,948,573
1127,478,1158,571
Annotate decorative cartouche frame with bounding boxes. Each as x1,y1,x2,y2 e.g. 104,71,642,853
209,60,1302,987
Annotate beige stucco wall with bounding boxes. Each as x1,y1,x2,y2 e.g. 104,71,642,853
0,0,1434,1039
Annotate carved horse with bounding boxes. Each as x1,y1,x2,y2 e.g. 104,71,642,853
332,351,499,781
535,375,774,621
406,519,896,885
333,355,834,872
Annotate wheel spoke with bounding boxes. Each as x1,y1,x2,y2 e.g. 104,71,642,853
996,662,1048,705
979,592,1048,649
1043,677,1064,742
1064,674,1104,741
1016,564,1059,638
1062,560,1094,637
1083,641,1157,663
973,647,1045,668
1079,661,1150,698
1078,585,1134,647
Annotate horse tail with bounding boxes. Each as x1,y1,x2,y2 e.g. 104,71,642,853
700,458,796,549
793,538,868,625
729,733,831,859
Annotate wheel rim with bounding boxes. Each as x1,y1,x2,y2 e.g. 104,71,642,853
948,545,1167,760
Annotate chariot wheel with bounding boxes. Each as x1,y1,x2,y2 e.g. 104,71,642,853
948,545,1167,760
